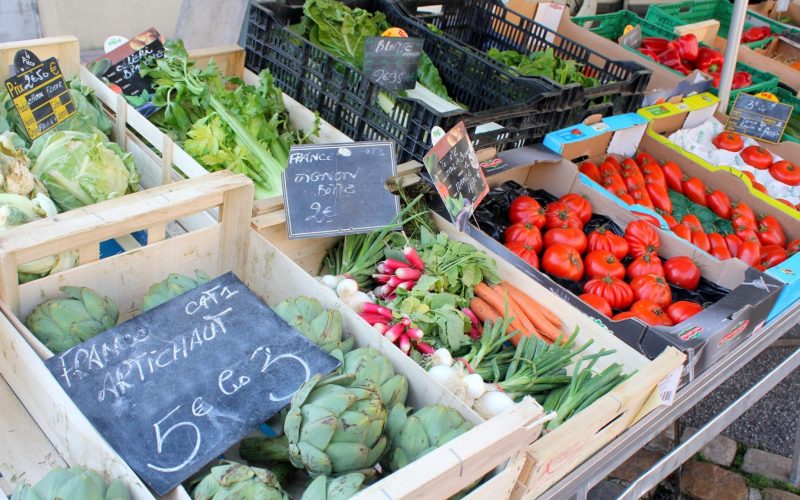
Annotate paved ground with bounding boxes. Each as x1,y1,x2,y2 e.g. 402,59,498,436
682,325,800,458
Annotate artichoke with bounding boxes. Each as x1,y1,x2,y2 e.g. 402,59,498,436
11,466,130,500
300,473,365,500
240,374,388,478
26,286,119,353
343,347,408,409
274,297,355,359
383,404,472,472
142,270,211,311
193,463,288,500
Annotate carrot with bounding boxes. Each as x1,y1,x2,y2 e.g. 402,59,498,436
474,283,527,334
501,282,562,341
469,296,532,346
503,281,562,328
490,284,542,340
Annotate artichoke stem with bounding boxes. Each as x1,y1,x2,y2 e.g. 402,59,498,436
239,435,291,463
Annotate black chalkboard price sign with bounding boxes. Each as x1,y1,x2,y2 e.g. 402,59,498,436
363,36,423,91
725,93,793,143
4,50,76,140
89,28,165,98
423,122,489,231
282,141,400,239
45,272,339,495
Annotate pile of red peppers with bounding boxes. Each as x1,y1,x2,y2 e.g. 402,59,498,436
741,26,772,43
638,33,752,89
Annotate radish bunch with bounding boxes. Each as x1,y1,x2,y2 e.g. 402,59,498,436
373,246,425,300
359,304,435,355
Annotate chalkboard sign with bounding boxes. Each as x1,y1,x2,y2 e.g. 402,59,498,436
89,28,165,97
46,272,339,495
363,36,423,91
282,141,400,239
725,93,793,143
423,122,489,231
4,50,76,140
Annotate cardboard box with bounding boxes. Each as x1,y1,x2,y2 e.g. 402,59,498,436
750,0,800,31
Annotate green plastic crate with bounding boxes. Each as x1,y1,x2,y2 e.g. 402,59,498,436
773,87,800,143
646,0,798,43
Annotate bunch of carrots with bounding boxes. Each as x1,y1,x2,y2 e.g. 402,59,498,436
470,281,563,345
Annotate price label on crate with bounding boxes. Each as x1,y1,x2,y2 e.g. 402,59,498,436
363,36,423,91
45,273,339,495
282,141,400,239
423,121,488,231
88,28,165,98
725,93,793,143
4,49,76,140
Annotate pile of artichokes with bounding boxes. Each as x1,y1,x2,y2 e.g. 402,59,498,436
11,467,129,500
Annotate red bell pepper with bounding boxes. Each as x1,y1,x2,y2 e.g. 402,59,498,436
668,33,699,62
657,48,691,74
741,26,771,43
710,71,721,88
639,48,659,60
695,47,724,73
641,37,671,53
732,71,752,89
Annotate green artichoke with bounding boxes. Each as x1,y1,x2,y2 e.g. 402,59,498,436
25,286,119,353
343,347,408,409
193,463,288,500
300,473,365,500
142,270,211,311
383,404,472,472
11,466,130,500
240,374,388,478
274,297,354,359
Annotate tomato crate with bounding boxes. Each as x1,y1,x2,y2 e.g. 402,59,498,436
645,0,800,43
245,1,571,164
393,0,652,125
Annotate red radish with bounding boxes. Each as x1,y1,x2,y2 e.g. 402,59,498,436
387,275,404,288
415,342,435,355
406,327,424,340
359,313,387,325
400,317,412,327
373,323,388,334
372,274,391,283
380,258,411,273
395,267,422,281
462,307,480,328
398,334,411,353
468,327,481,340
403,246,425,270
385,293,397,301
396,280,416,291
362,302,393,319
384,323,405,342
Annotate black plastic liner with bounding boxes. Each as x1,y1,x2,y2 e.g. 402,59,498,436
472,181,731,312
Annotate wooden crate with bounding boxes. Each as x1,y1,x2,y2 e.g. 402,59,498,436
0,171,545,500
250,166,687,498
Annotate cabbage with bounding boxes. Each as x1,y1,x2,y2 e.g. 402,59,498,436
29,130,139,211
0,131,36,196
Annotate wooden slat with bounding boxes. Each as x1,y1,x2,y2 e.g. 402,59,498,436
0,36,80,81
187,45,245,78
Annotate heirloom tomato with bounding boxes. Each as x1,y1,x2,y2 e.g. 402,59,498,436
503,223,543,252
666,301,703,324
579,293,612,317
559,194,592,224
509,196,545,228
630,274,673,308
543,228,587,254
542,244,584,280
583,276,634,310
769,160,800,186
584,250,625,280
505,241,539,269
545,202,583,230
627,253,664,280
587,227,629,260
663,256,701,290
625,220,661,258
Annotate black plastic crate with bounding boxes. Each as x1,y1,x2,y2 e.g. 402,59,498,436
245,0,571,162
395,0,652,123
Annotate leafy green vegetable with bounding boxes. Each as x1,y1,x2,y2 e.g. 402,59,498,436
669,190,733,234
388,289,472,352
487,47,600,87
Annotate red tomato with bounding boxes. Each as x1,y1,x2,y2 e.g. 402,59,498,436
636,151,658,166
559,194,593,224
735,227,760,244
662,161,684,193
757,215,787,247
740,146,773,170
604,156,621,170
579,293,613,317
732,202,757,226
542,244,584,281
612,311,639,321
627,253,664,280
630,274,673,308
672,223,692,241
788,240,800,256
587,228,629,260
691,230,711,253
584,250,626,280
769,160,800,186
629,188,654,209
706,190,732,219
634,212,663,228
603,174,628,196
681,214,703,232
641,162,667,189
622,164,646,192
664,256,701,290
666,301,703,324
737,241,761,267
503,222,543,252
630,299,673,326
599,161,620,178
708,233,732,260
505,241,539,269
543,228,587,254
662,214,679,229
712,131,744,152
584,276,634,310
509,196,546,228
725,234,743,256
777,198,795,209
545,202,583,230
619,193,636,205
682,177,707,206
752,181,768,194
760,245,788,267
625,219,661,258
741,170,757,184
579,161,602,182
646,183,672,213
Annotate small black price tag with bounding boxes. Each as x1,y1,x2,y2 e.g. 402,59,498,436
282,141,400,239
363,36,423,92
4,50,76,140
423,122,488,231
725,93,793,143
